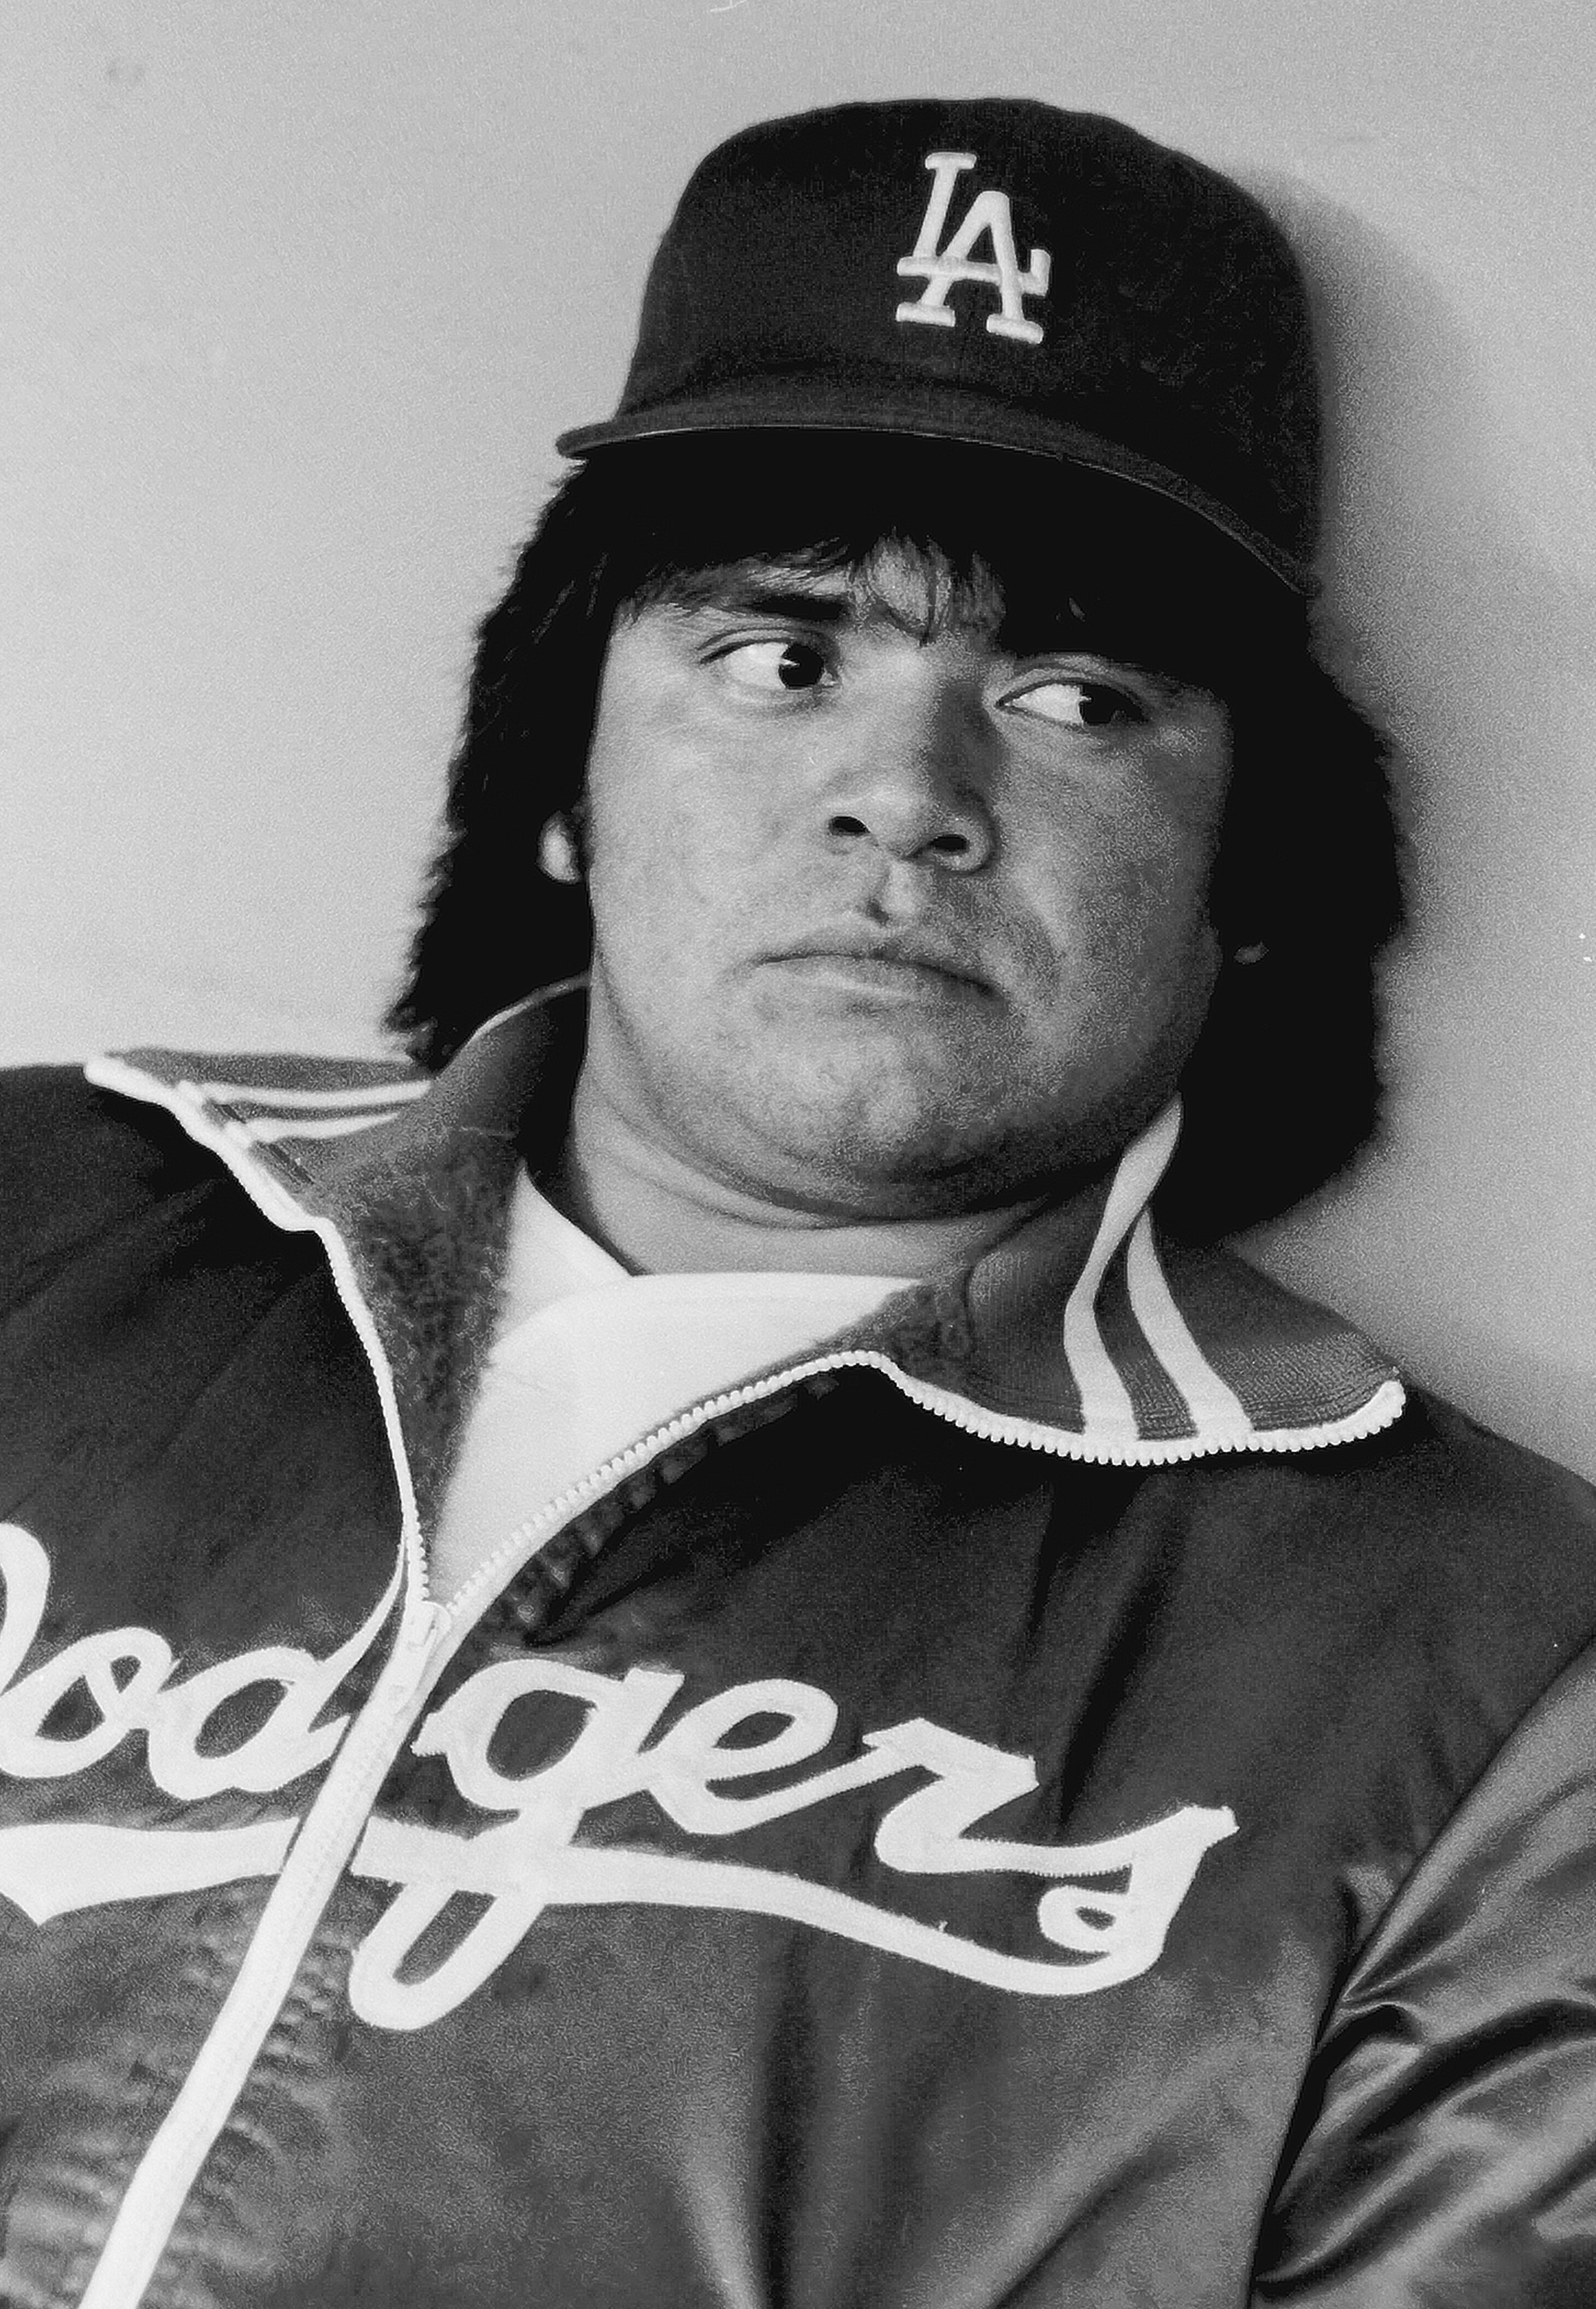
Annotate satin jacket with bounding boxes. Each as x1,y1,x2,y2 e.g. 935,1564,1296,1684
4,992,1596,2308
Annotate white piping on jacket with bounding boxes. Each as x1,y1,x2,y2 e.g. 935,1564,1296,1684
231,1109,406,1143
196,1077,429,1109
1059,1099,1179,1432
1126,1211,1254,1441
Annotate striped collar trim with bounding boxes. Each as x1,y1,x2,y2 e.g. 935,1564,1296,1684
86,996,1405,1468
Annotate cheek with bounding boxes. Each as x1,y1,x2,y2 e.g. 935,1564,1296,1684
582,732,764,983
583,667,816,971
584,681,694,895
1015,780,1224,990
1098,743,1230,959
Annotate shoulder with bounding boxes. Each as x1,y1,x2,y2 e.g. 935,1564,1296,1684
1343,1383,1596,1632
0,1049,419,1308
1159,1236,1595,1564
1255,1371,1596,1536
1366,1379,1595,1520
0,1064,224,1299
1149,1365,1596,1745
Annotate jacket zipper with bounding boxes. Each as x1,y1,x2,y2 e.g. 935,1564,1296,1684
441,1347,1407,1632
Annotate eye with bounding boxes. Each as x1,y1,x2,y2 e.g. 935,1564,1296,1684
1002,678,1143,729
716,639,833,693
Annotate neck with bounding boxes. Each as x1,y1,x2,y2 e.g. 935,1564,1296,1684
552,1067,1060,1279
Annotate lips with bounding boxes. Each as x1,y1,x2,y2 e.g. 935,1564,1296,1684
763,925,993,993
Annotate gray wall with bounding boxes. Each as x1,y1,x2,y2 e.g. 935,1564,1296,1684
5,2,1595,1477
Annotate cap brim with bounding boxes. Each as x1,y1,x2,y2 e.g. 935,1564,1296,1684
554,385,1309,592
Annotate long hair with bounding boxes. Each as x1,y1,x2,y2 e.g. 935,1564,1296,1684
387,435,1402,1240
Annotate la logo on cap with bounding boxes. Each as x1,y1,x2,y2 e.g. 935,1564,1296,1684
895,151,1052,345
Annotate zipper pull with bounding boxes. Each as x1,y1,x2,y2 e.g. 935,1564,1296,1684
399,1600,449,1657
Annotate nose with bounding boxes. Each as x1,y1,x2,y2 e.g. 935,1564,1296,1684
820,678,997,873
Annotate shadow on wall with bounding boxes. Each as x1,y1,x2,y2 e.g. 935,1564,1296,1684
1233,173,1596,1479
1247,171,1596,952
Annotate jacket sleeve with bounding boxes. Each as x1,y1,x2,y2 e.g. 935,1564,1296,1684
1251,1638,1596,2308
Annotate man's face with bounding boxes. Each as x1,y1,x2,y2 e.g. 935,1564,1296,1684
577,541,1232,1220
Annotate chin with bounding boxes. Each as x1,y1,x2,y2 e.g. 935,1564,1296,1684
707,1071,1051,1214
728,1016,1187,1200
749,1038,967,1142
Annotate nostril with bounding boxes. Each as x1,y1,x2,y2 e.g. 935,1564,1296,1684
927,832,971,857
828,814,869,837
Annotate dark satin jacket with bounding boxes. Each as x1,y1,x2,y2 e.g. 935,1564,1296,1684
3,995,1596,2308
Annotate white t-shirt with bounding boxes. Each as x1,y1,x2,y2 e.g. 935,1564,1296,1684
428,1172,912,1604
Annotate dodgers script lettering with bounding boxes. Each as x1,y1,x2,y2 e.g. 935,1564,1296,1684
0,1523,1236,2027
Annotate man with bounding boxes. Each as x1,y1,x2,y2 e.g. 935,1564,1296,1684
3,96,1595,2308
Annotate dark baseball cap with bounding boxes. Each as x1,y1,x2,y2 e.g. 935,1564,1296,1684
556,98,1320,592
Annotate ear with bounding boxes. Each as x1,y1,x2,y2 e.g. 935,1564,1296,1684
537,812,583,885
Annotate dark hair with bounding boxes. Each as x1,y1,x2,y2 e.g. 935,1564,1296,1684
387,434,1402,1240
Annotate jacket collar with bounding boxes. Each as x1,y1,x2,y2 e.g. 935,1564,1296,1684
87,986,1404,1469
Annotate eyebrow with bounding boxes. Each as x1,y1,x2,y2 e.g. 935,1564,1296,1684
668,567,993,643
673,577,857,624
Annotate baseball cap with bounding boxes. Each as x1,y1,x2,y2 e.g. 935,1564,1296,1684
555,98,1320,592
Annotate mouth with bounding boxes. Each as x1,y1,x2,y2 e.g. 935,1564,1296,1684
761,927,993,1001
